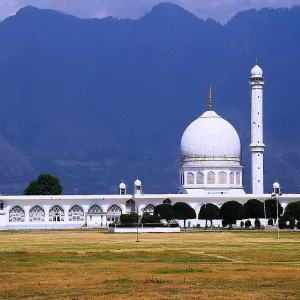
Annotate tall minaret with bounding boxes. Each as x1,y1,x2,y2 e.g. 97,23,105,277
249,58,265,194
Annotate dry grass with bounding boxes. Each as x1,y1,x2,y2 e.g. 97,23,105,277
0,230,300,299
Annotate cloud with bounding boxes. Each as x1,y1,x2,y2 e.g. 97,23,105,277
0,0,299,23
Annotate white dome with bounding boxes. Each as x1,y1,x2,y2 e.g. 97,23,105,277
119,182,126,189
134,179,142,187
181,110,241,160
251,64,263,77
273,181,280,189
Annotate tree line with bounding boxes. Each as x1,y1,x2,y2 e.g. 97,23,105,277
121,200,300,229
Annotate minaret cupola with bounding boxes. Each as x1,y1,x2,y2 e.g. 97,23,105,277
134,177,142,195
119,180,127,195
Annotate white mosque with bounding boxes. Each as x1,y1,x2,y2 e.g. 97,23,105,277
0,61,298,229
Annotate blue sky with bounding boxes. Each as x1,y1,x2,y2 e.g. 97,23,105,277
0,0,299,23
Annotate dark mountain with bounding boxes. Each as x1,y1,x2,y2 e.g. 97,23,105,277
0,3,300,194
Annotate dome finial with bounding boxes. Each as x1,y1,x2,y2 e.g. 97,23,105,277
208,83,213,111
256,57,258,65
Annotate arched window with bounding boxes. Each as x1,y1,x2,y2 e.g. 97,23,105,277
9,206,25,222
49,205,64,222
29,205,45,222
236,172,241,185
207,171,215,184
107,204,122,223
196,172,204,184
163,199,171,204
126,200,135,213
69,205,84,221
186,172,194,184
88,205,103,213
218,172,227,184
144,204,155,214
107,204,122,215
230,172,234,184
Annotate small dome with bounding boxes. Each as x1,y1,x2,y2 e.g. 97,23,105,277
119,182,126,189
134,178,142,187
251,64,263,77
273,181,280,189
181,110,241,161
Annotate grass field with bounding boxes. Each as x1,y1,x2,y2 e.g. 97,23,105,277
0,230,300,300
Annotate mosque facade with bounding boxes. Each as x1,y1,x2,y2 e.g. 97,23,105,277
0,61,299,230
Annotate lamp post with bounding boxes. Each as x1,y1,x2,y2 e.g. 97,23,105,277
136,209,143,243
263,198,267,231
271,181,282,239
136,216,140,242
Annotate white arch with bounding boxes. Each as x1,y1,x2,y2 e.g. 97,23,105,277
144,204,155,214
236,172,241,185
186,172,195,184
88,204,103,213
29,205,45,222
126,200,135,213
107,204,122,215
230,172,234,184
49,205,65,222
196,172,204,184
69,205,84,221
218,171,227,184
9,205,25,222
207,171,215,184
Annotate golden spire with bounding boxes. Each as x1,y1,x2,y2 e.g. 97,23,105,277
208,83,213,111
256,57,258,65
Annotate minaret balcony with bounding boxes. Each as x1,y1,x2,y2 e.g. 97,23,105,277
249,144,265,152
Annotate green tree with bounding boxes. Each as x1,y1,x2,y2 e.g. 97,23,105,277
120,213,139,224
220,201,245,229
172,202,196,228
265,199,283,223
289,217,296,229
198,203,220,228
154,204,174,221
23,173,63,195
284,201,300,221
222,219,236,227
244,199,264,219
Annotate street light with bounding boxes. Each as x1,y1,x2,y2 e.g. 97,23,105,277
263,198,267,231
271,181,282,239
136,209,144,243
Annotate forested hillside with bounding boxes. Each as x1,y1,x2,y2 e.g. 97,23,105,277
0,3,300,194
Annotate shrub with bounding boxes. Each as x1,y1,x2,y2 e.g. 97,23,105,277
297,221,300,229
289,217,296,229
240,221,244,227
222,219,236,228
268,218,273,226
245,220,251,228
141,212,160,224
120,213,139,224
